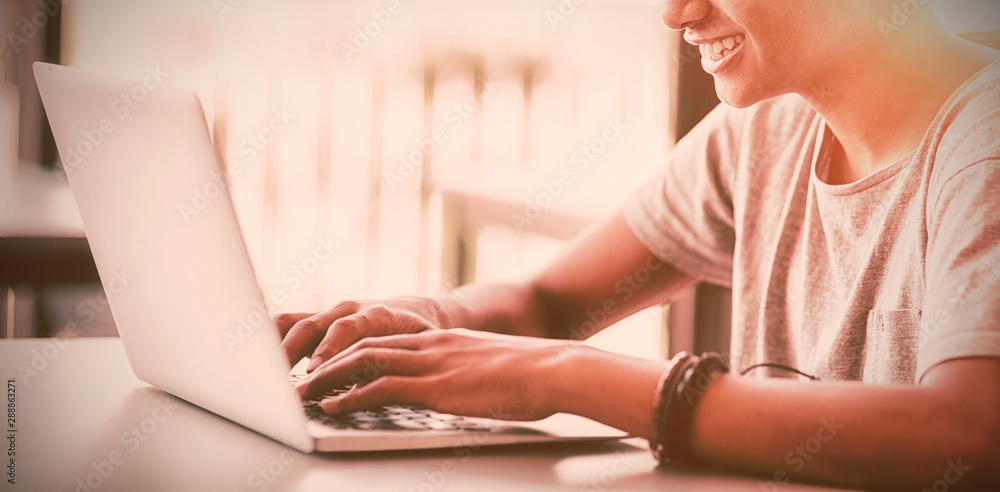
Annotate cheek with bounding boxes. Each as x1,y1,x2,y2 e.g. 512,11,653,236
729,1,814,68
742,27,810,90
712,2,821,104
744,24,793,69
712,45,782,107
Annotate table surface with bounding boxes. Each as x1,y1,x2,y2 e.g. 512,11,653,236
0,338,860,492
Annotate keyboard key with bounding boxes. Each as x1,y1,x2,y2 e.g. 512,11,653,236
300,397,487,432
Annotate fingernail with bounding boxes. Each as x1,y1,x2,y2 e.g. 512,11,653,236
306,355,324,373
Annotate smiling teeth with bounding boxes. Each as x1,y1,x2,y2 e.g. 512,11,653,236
702,35,744,62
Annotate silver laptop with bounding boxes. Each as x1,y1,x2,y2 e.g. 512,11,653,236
32,62,626,453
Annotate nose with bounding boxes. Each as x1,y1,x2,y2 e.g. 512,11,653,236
661,0,710,31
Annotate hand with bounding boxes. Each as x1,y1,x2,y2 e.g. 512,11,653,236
274,297,449,372
294,328,580,421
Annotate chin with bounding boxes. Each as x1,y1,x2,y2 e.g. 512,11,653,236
713,78,775,109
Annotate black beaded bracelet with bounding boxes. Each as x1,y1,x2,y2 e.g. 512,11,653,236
651,352,729,467
650,353,696,464
649,351,690,461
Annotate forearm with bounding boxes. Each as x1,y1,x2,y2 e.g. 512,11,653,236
547,349,998,490
435,279,633,340
431,212,698,341
435,282,552,338
555,345,666,439
691,367,1000,490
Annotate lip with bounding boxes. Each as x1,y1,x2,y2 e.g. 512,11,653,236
699,37,745,75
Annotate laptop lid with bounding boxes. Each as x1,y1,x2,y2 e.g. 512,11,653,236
33,62,314,453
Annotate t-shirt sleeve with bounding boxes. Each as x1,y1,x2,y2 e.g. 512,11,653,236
622,103,743,288
919,159,1000,382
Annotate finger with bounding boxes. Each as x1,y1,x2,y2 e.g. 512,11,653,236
307,306,430,372
298,348,427,399
297,348,428,400
311,326,432,372
305,314,363,372
280,301,360,366
319,376,429,414
272,312,314,339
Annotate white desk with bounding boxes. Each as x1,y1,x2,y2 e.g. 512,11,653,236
0,338,858,492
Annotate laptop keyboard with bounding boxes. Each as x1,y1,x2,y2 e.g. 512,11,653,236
290,374,490,432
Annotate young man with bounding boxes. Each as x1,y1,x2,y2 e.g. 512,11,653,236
279,0,1000,488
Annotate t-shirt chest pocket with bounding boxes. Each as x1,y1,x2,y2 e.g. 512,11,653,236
863,309,921,385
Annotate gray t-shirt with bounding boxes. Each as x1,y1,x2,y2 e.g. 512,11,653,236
624,61,1000,384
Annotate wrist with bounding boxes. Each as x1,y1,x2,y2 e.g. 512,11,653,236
651,352,729,467
549,344,665,439
539,343,594,415
430,294,458,329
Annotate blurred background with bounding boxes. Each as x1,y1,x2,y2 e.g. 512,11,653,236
2,0,998,360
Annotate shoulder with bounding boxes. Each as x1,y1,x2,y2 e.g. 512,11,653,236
930,61,1000,187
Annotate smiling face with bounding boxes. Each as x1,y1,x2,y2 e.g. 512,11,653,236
663,0,879,108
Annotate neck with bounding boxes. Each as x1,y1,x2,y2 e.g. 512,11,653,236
800,16,998,185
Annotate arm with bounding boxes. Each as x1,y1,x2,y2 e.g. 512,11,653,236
682,357,1000,489
440,210,698,339
296,323,1000,490
277,210,698,367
